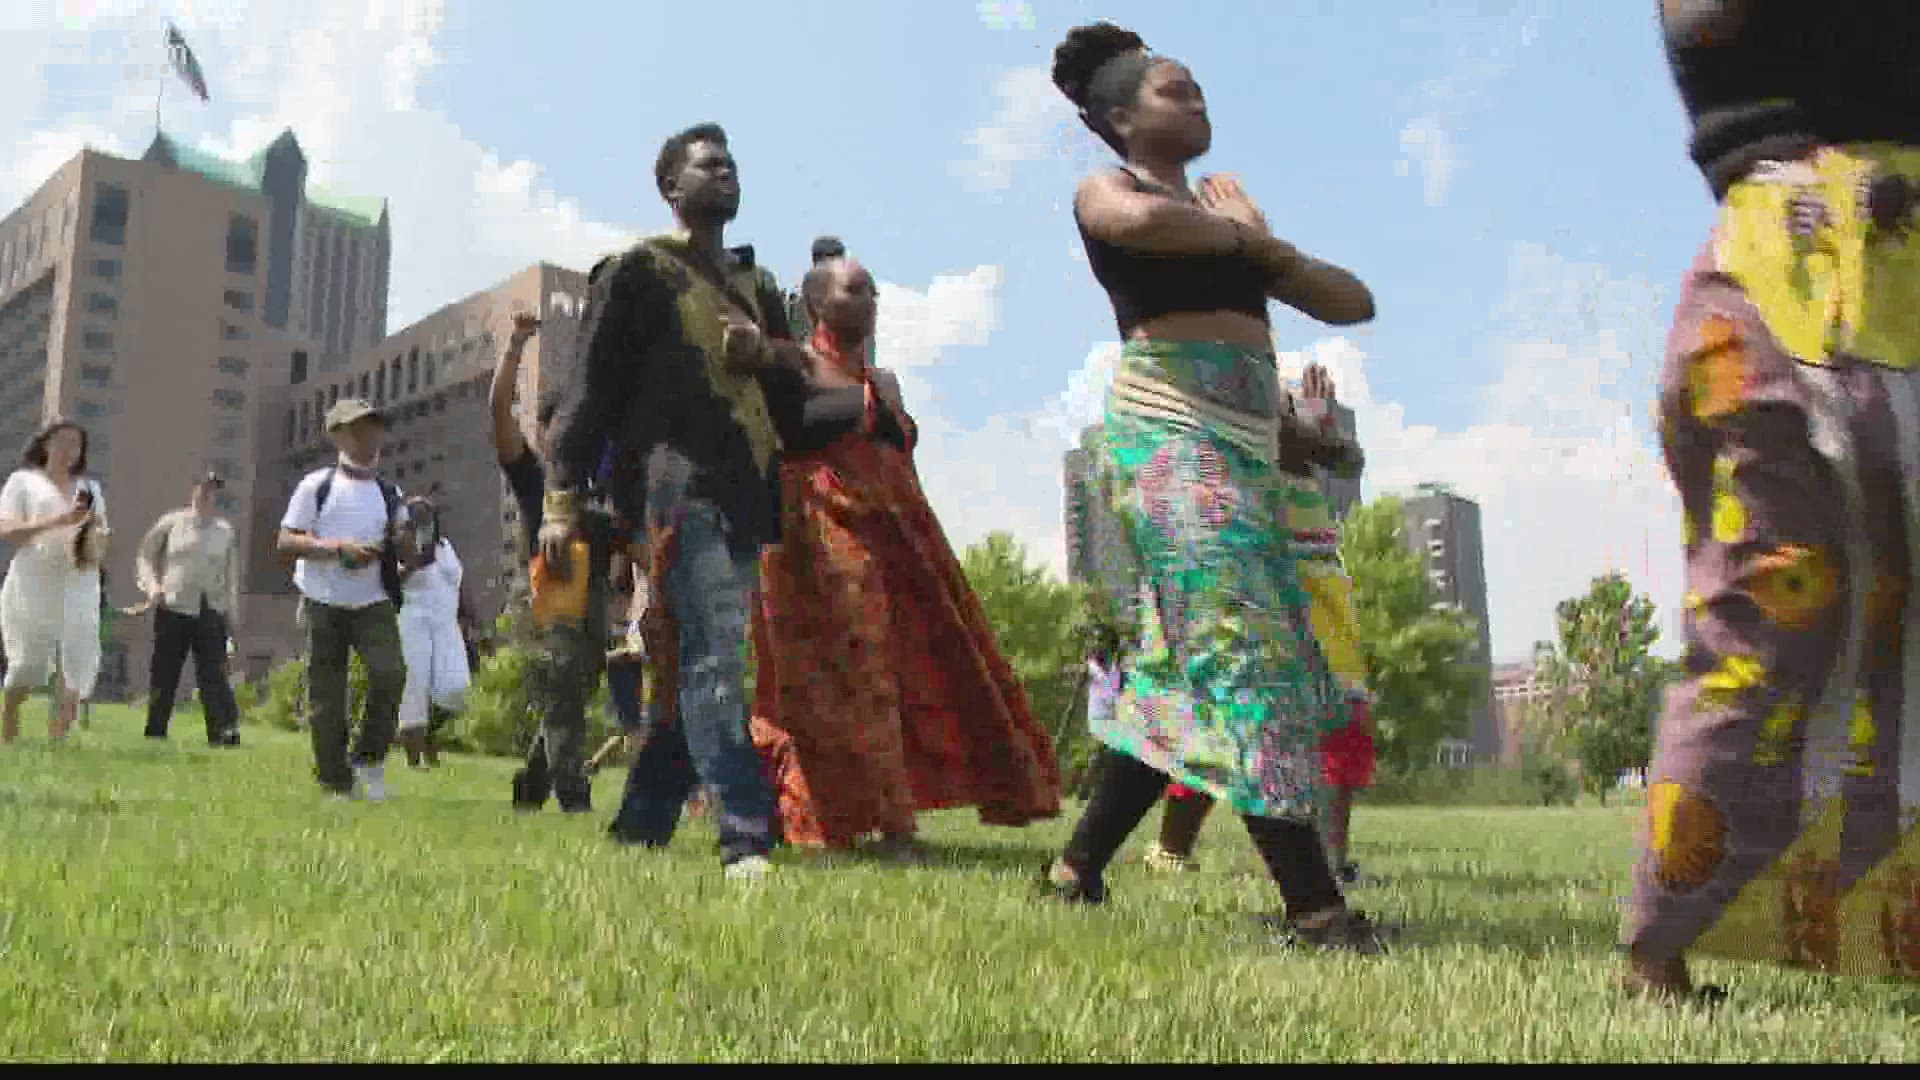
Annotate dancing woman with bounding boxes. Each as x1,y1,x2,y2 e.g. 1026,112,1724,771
749,256,1061,859
1623,1,1920,1003
1042,22,1386,952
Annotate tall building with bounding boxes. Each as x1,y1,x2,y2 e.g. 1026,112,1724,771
1401,484,1497,760
1062,424,1132,616
0,130,389,700
242,262,591,680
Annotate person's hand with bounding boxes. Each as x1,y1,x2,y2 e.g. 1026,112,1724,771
1196,174,1269,235
1300,363,1337,404
51,504,90,529
536,519,575,580
336,540,381,567
510,311,541,347
722,318,764,367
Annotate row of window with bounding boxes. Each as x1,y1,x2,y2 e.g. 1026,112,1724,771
88,182,257,276
0,194,78,295
285,371,487,448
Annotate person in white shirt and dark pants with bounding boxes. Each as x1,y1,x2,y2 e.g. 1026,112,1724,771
136,471,242,746
397,495,468,769
276,399,411,801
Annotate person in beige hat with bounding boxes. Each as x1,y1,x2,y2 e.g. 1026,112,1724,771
136,470,242,746
276,398,410,801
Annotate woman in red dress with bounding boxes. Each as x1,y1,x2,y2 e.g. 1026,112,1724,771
749,257,1061,861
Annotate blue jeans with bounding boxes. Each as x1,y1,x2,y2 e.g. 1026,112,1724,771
609,500,774,864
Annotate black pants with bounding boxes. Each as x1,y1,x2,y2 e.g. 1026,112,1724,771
1063,748,1346,916
145,601,241,742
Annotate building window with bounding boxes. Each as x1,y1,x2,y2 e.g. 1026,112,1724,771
84,292,118,317
285,408,296,447
90,183,129,246
214,492,238,514
211,458,239,481
77,363,112,389
327,385,339,408
407,347,419,391
297,400,311,440
211,389,246,411
213,420,241,446
225,214,258,275
81,329,113,351
75,399,106,420
389,358,403,399
89,258,120,281
358,373,370,399
290,349,308,385
223,289,254,312
423,349,436,388
374,365,386,404
220,321,247,341
216,356,249,378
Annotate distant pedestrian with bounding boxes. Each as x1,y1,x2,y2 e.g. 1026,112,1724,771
397,496,468,769
135,471,242,746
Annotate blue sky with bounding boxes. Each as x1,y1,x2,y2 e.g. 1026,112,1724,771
6,0,1705,660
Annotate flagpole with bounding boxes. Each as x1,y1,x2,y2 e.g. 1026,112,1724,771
154,61,165,141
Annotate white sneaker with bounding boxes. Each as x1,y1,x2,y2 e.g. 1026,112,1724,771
724,855,772,881
353,764,387,804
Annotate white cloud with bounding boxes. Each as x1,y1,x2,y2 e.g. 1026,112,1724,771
2,2,633,329
1395,114,1459,209
951,64,1075,194
1042,242,1686,665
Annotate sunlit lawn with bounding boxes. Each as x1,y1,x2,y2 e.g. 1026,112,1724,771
0,704,1912,1062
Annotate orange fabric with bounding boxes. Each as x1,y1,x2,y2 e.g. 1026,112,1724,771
749,425,1061,849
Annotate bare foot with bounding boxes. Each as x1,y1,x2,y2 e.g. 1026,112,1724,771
1618,949,1727,1008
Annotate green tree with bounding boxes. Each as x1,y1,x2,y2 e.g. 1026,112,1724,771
958,531,1098,793
1530,572,1665,805
1339,496,1485,772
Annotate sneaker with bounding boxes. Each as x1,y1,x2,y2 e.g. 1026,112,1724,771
1143,843,1200,874
353,764,387,804
724,855,773,880
1255,908,1396,955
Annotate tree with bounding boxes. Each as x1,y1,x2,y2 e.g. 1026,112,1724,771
1530,572,1665,805
1339,496,1485,772
958,531,1099,792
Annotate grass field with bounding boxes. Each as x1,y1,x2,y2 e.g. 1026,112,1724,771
0,704,1913,1062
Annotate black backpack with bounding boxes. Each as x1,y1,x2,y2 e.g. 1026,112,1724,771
312,467,405,606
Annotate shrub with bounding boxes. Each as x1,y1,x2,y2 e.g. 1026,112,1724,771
1361,762,1575,808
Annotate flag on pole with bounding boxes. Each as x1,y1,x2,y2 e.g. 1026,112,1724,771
165,23,210,103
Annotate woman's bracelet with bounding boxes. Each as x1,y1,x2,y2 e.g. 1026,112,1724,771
543,490,579,518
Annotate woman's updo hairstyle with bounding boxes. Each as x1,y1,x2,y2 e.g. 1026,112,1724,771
1051,22,1154,156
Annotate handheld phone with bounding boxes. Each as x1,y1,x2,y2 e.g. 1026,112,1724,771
75,487,95,509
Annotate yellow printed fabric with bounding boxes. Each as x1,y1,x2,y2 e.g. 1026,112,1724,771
1716,144,1920,371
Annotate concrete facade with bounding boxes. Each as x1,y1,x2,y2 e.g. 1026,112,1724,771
1401,486,1497,761
0,131,597,696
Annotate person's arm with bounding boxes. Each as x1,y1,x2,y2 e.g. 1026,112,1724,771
872,368,918,450
136,514,171,598
489,326,534,466
1073,169,1280,259
0,473,76,545
276,477,345,561
1267,255,1375,327
224,521,240,625
545,253,650,506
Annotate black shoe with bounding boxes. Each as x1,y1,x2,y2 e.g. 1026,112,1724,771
559,799,593,815
1254,909,1396,955
1037,859,1106,905
510,769,549,810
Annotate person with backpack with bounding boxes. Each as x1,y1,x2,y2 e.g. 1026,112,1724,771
276,398,411,801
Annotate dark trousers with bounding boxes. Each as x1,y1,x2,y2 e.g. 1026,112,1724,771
305,598,405,793
145,600,240,741
1064,747,1346,915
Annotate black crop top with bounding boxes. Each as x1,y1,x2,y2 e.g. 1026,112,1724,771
1662,1,1920,200
1076,169,1272,338
757,364,911,457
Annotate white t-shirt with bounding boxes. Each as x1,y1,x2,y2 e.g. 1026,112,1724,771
0,470,106,577
401,538,462,619
280,465,403,610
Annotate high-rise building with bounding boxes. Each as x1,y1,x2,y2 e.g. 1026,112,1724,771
1401,484,1497,761
242,262,591,681
0,130,388,700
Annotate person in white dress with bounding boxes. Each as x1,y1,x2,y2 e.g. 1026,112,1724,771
397,496,468,769
0,419,109,743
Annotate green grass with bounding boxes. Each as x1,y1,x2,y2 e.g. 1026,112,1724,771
0,704,1913,1062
